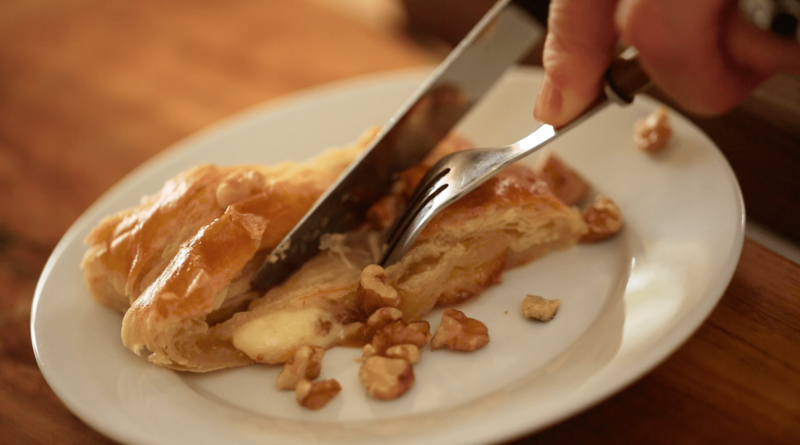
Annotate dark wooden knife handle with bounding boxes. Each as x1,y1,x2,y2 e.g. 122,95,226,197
605,48,652,105
512,0,550,25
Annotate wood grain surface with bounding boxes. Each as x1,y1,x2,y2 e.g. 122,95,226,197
1,1,798,444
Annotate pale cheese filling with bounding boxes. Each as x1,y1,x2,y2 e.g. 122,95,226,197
231,307,345,364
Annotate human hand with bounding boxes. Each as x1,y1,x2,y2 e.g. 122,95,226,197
533,0,800,127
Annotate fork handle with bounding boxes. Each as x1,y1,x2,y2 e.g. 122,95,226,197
547,47,649,136
604,47,651,105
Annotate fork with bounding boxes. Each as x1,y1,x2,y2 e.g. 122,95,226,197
379,48,651,267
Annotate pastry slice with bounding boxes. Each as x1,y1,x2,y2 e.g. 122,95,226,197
82,130,587,371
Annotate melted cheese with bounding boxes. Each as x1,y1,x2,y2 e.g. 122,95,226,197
231,307,345,364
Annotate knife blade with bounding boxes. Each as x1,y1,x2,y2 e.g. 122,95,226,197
252,0,549,290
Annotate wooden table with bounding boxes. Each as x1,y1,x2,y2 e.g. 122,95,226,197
1,1,798,444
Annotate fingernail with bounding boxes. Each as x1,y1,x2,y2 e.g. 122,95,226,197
534,74,563,122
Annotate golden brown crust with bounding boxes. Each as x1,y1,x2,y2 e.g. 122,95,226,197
533,151,590,206
82,164,228,312
120,207,265,368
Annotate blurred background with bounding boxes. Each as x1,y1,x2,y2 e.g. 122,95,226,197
1,0,797,250
1,1,798,443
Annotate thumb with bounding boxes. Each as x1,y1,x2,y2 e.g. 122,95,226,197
534,0,618,127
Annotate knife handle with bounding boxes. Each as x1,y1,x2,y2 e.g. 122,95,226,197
604,47,651,105
512,0,550,25
740,0,800,44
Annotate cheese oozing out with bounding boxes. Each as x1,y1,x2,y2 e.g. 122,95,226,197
231,307,346,364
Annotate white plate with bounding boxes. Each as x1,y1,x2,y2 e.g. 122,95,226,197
31,67,744,445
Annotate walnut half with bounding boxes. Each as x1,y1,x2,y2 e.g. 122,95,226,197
633,106,672,153
276,345,324,390
358,264,401,315
359,356,415,400
431,308,489,352
385,344,422,364
522,295,561,322
382,319,431,349
363,318,431,360
580,195,623,243
364,307,403,339
295,378,341,410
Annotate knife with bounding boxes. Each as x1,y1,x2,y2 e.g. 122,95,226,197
252,0,549,290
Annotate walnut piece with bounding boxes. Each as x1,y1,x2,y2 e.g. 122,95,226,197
363,318,430,359
534,151,590,205
633,106,672,153
385,344,421,364
431,308,489,352
362,342,380,361
522,295,561,322
362,327,393,361
580,195,623,243
276,345,325,390
295,378,341,410
359,356,415,400
381,319,431,349
358,265,401,315
364,307,403,339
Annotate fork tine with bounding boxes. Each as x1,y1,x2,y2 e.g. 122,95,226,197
382,182,449,262
380,163,452,265
405,167,451,218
